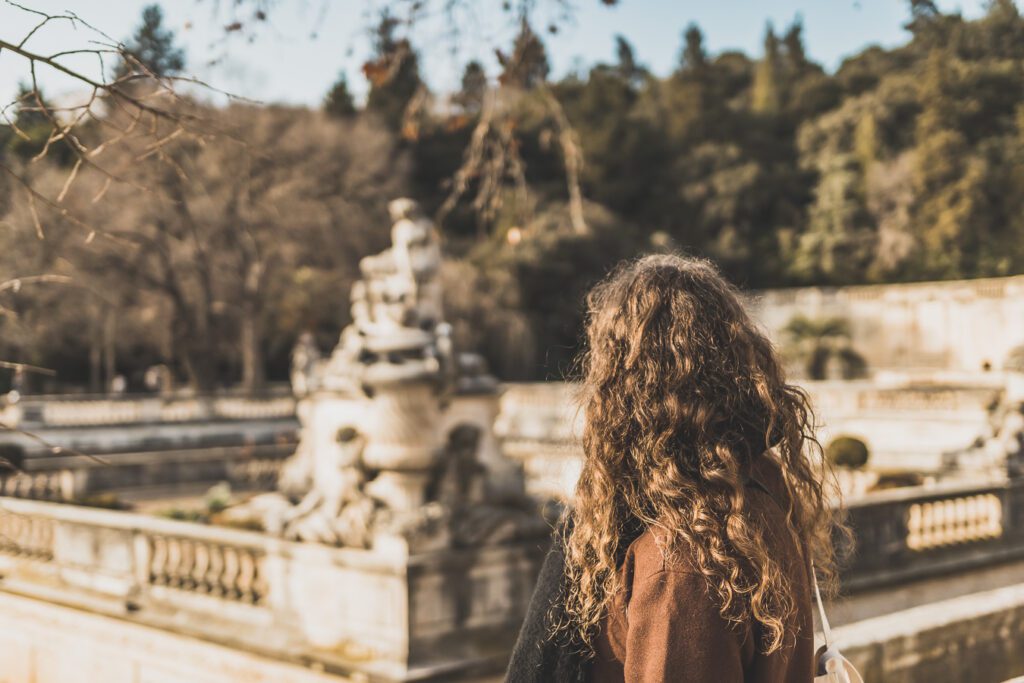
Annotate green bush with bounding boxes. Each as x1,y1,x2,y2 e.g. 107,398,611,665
158,508,207,523
826,436,870,469
74,493,130,510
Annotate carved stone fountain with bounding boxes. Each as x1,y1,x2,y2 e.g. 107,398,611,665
249,199,546,680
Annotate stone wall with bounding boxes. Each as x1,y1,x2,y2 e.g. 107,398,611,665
839,583,1024,682
0,590,345,683
747,274,1024,374
497,379,1009,498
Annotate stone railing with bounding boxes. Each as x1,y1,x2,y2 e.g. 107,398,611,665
0,443,292,502
497,380,1009,485
0,469,75,501
4,389,296,429
0,504,55,559
145,528,269,605
0,497,545,678
0,499,271,610
841,478,1024,591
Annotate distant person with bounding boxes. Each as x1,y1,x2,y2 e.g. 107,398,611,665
5,366,25,405
11,365,25,394
143,364,173,396
507,255,844,683
109,374,127,396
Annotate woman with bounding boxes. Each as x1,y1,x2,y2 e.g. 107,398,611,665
507,255,843,683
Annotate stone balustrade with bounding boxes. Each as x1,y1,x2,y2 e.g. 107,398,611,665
0,444,292,503
3,390,296,429
0,468,74,501
905,492,1003,550
146,530,268,604
842,478,1024,591
3,477,1022,611
0,506,54,559
0,497,544,680
497,379,1010,496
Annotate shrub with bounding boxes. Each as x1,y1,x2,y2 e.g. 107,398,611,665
826,436,870,469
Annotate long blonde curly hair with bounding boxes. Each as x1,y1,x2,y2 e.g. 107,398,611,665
560,254,843,655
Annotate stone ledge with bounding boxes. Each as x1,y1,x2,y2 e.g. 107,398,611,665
836,582,1024,682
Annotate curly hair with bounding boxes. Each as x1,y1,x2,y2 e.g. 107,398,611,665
559,254,843,655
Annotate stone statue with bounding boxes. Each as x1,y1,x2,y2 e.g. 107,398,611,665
290,332,321,397
256,198,539,552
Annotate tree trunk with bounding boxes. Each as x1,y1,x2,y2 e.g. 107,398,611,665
103,307,116,392
88,337,102,394
240,305,264,394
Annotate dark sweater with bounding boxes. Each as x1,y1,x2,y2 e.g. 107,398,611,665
504,515,588,683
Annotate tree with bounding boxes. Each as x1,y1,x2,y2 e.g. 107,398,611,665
793,152,875,284
4,83,61,162
114,4,186,80
615,35,642,82
454,61,487,114
324,72,357,118
906,0,941,30
679,24,708,72
7,106,408,391
498,18,550,89
782,17,808,71
752,23,783,114
364,12,423,131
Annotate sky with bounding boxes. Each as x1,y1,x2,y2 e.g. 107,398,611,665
0,0,990,110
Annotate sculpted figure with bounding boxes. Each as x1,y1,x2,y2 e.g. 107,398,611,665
281,427,380,547
290,331,321,397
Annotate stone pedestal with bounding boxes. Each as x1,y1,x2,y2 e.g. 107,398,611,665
280,539,547,680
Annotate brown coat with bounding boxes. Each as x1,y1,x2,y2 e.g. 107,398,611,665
589,465,815,683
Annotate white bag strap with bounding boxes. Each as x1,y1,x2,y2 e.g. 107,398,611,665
810,564,864,683
811,562,834,648
745,474,863,682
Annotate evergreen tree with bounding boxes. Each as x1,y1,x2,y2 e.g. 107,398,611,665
979,0,1024,59
904,0,952,49
498,18,550,88
615,35,643,82
5,83,71,163
679,24,708,72
906,0,941,28
454,61,487,114
752,23,783,114
364,12,423,130
783,18,808,71
324,72,357,118
115,4,185,80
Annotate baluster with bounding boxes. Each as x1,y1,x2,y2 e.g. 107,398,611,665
179,540,196,589
192,542,211,592
166,537,183,586
986,495,1003,538
221,546,240,599
252,558,268,604
150,536,169,584
951,498,963,542
921,502,935,548
236,551,257,603
206,544,225,596
907,504,922,550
